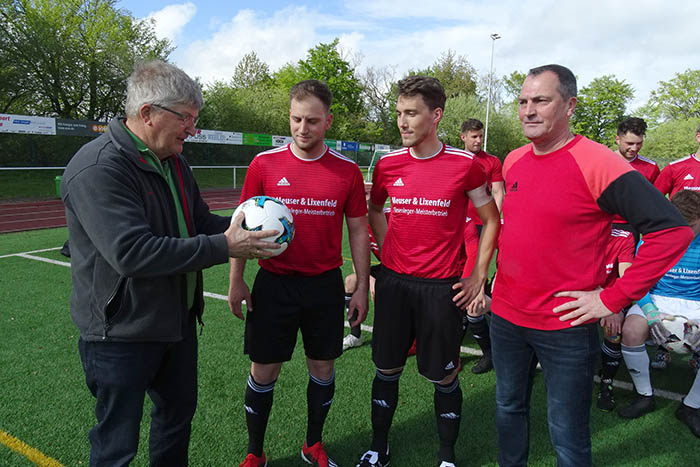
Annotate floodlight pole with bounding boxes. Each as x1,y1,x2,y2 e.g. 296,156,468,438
484,33,500,153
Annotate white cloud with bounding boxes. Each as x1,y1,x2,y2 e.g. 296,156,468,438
177,6,323,83
164,0,699,113
147,2,197,42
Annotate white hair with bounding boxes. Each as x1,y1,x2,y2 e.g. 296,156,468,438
125,60,203,117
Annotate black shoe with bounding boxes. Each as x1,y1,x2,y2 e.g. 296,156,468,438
471,353,493,374
619,394,655,419
676,401,700,438
597,379,615,412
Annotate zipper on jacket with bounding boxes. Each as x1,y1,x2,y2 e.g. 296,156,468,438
102,277,125,339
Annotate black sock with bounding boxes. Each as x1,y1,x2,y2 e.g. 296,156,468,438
370,369,401,453
351,325,362,338
600,338,621,381
434,379,462,463
245,374,275,456
468,315,491,355
307,371,335,446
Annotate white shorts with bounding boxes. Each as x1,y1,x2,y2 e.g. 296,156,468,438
627,294,700,322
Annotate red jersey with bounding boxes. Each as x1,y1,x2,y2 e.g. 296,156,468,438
654,154,700,197
629,154,660,184
241,144,367,275
493,135,691,330
613,154,660,224
602,228,635,289
466,151,504,225
370,144,488,278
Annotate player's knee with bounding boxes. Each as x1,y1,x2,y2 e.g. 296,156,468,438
344,273,358,293
307,358,335,380
376,366,403,377
251,362,283,385
621,316,648,346
435,368,459,386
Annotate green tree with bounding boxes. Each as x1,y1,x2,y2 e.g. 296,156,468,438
0,0,171,120
643,69,700,123
231,51,271,89
502,70,526,102
641,119,699,166
571,75,634,145
411,50,478,99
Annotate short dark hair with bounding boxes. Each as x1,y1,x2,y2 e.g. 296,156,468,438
289,79,332,111
671,190,700,225
461,118,484,134
617,117,647,137
397,75,446,111
528,64,577,99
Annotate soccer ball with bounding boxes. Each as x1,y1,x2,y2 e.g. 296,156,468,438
232,196,295,257
660,315,700,355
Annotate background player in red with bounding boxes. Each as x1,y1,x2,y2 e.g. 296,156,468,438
612,117,659,242
356,76,500,467
596,228,635,411
228,80,370,467
492,64,691,466
460,118,504,374
654,122,700,197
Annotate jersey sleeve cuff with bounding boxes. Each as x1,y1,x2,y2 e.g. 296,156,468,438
599,287,630,314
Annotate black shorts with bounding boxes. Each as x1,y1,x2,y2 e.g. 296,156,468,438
372,266,463,382
244,267,345,364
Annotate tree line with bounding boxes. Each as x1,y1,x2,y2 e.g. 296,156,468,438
2,0,698,164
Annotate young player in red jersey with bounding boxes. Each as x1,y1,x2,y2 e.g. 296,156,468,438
460,118,504,374
492,65,692,466
654,123,700,197
612,117,660,241
228,80,370,467
355,76,501,467
596,228,635,411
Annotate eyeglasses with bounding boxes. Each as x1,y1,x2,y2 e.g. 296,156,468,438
152,104,199,128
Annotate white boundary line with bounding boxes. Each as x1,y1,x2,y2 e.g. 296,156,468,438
8,247,688,402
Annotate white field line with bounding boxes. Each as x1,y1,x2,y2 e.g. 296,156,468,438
8,247,688,402
0,246,62,259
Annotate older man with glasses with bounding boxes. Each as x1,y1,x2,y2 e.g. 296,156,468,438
61,60,278,466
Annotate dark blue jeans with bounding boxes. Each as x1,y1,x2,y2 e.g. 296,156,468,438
490,314,599,467
78,317,198,467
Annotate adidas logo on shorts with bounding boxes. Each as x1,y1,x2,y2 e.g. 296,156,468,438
444,361,455,371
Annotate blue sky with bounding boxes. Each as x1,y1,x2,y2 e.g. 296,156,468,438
117,1,699,109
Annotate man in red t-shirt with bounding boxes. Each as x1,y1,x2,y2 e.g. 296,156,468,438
459,118,504,374
492,64,691,466
654,122,700,197
228,80,370,467
356,76,501,467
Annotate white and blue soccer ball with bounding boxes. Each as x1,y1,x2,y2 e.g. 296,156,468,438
661,315,700,355
232,195,295,257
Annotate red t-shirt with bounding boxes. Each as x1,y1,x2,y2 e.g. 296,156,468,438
241,144,367,275
370,144,488,278
602,228,635,289
613,154,660,224
493,135,691,330
654,154,700,197
466,151,504,225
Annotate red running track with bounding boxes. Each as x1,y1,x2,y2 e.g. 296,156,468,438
0,188,241,234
